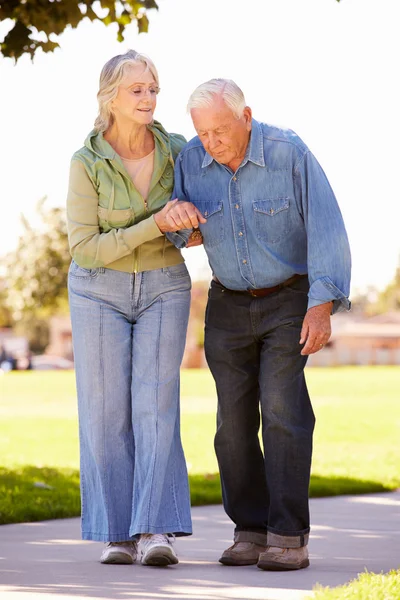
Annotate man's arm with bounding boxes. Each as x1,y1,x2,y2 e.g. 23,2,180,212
166,152,207,248
294,150,351,354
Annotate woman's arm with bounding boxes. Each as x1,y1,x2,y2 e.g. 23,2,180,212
67,159,163,269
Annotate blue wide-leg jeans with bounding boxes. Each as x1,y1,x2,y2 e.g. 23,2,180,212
204,276,315,548
68,260,192,541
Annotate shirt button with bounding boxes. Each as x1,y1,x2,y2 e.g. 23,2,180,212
204,211,208,216
242,259,247,264
238,232,243,236
233,176,237,181
235,204,239,209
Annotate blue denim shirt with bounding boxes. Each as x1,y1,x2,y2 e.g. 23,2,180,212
169,119,351,313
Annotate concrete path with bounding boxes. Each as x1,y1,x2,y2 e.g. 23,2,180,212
1,491,400,600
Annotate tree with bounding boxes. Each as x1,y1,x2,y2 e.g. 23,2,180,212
3,197,70,321
0,0,158,61
2,197,71,353
1,0,344,62
0,280,13,328
373,264,400,314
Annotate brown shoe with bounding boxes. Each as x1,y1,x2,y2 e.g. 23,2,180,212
219,541,268,566
257,546,310,571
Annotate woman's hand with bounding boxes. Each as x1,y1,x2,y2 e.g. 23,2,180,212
154,200,181,232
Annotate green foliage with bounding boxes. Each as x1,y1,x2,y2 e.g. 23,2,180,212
0,466,81,525
373,266,400,314
3,197,70,322
0,466,393,526
0,0,159,61
351,261,400,316
312,570,400,600
13,316,50,354
0,287,13,328
0,466,224,524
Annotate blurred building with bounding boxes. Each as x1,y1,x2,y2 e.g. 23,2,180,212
43,304,400,368
308,312,400,366
46,315,73,361
0,328,29,356
0,328,31,369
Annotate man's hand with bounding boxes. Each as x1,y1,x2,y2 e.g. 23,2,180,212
165,200,207,230
300,302,333,355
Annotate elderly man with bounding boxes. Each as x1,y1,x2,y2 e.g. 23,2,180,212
167,79,351,571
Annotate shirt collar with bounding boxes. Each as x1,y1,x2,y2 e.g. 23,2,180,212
201,118,265,169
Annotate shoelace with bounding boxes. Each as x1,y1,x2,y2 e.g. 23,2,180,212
107,541,137,548
140,533,175,548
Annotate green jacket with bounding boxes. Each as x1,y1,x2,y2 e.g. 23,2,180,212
66,121,186,272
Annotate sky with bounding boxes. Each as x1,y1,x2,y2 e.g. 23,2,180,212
1,0,399,295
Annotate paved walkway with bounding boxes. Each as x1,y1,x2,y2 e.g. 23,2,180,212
1,491,400,600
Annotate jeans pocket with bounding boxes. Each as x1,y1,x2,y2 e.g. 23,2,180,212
164,263,190,279
69,260,100,279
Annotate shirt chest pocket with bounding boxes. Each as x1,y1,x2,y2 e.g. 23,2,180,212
196,200,225,248
253,197,290,244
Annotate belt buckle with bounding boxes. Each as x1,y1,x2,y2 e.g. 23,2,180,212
248,288,258,297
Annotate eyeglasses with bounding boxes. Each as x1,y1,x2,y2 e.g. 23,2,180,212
129,85,160,97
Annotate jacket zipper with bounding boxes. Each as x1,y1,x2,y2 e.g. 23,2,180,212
110,158,152,273
135,197,148,273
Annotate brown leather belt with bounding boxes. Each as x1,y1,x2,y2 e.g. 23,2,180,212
212,274,307,298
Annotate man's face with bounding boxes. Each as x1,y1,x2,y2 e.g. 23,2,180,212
191,96,252,168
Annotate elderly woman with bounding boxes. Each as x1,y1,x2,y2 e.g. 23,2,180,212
66,50,199,567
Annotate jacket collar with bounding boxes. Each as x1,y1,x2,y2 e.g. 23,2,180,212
84,120,171,160
84,120,171,184
201,119,265,169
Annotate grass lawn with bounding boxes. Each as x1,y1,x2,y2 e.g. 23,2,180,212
310,569,400,600
1,366,399,525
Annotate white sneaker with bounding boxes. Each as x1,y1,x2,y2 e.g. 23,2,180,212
139,534,178,566
100,541,137,564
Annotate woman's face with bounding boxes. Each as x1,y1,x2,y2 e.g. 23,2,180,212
111,64,158,126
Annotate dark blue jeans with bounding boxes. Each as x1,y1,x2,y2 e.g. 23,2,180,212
204,276,315,548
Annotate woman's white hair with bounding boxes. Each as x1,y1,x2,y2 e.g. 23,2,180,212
187,79,246,118
94,49,159,133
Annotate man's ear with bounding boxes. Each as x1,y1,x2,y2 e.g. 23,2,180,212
243,106,252,129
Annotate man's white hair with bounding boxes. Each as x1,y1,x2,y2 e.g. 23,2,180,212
187,79,246,118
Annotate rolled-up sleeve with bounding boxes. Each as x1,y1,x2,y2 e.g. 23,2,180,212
294,151,351,314
67,159,162,268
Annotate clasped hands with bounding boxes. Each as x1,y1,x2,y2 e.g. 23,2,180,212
154,200,206,247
